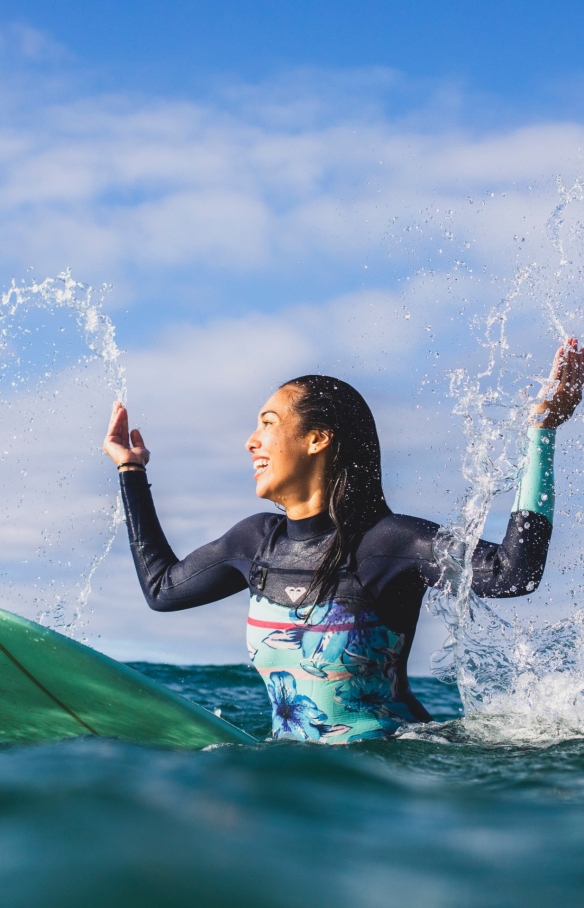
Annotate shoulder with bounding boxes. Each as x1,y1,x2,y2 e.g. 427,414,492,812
220,512,282,553
357,512,440,561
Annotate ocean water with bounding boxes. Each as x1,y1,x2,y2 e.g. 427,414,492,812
1,665,584,908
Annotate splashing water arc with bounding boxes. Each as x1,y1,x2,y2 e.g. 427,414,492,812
426,178,584,743
0,271,125,636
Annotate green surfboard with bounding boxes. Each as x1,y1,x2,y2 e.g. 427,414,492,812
0,607,256,748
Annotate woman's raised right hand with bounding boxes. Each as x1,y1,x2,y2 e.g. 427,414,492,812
103,401,150,467
531,338,584,429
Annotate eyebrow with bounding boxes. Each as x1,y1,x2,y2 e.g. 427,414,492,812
260,409,279,418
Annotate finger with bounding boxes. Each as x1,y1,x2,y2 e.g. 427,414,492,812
568,341,581,381
106,400,123,434
116,407,129,441
559,356,570,390
567,351,577,396
578,348,584,384
550,345,565,380
108,405,130,446
555,345,569,381
130,429,150,465
130,428,145,447
571,349,584,400
565,338,578,384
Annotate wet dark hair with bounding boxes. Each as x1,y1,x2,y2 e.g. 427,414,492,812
280,374,391,601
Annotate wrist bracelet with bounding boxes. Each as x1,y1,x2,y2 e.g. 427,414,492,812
117,462,146,471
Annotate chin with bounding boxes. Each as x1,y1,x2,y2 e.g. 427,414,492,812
255,481,277,503
254,482,270,500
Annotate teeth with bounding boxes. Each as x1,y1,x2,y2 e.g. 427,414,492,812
254,460,268,471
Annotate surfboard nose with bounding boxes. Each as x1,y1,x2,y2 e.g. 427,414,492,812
0,607,256,749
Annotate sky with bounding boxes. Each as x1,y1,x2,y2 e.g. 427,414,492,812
1,2,584,671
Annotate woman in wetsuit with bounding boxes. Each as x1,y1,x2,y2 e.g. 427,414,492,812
104,340,583,743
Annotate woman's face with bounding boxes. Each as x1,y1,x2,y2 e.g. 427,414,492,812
245,386,331,509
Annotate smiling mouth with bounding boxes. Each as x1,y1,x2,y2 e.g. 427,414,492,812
253,459,269,477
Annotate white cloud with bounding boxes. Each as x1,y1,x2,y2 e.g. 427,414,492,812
119,189,272,268
0,23,69,65
0,62,583,294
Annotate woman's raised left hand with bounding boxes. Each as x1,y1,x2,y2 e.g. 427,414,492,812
532,338,584,429
103,401,150,467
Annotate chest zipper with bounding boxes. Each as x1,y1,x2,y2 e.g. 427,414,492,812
249,562,268,591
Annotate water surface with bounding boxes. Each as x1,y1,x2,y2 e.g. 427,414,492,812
1,666,583,908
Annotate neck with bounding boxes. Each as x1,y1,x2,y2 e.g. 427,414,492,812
284,494,328,520
270,463,331,519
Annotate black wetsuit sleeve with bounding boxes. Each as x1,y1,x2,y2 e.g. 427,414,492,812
119,470,273,612
417,510,552,597
469,511,552,598
358,509,552,604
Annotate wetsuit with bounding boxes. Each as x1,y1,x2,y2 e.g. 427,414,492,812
120,428,555,744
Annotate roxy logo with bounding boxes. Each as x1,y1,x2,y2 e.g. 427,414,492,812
285,586,306,603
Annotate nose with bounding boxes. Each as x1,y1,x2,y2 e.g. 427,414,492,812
246,429,260,453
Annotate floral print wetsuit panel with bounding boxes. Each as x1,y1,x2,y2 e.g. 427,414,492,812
247,594,416,743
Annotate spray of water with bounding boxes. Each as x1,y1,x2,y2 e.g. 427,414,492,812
0,270,125,636
423,180,584,744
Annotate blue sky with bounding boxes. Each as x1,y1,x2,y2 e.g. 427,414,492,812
2,0,584,116
0,3,584,668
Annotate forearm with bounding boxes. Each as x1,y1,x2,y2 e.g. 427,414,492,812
512,428,556,524
119,471,251,611
120,470,181,609
471,429,555,598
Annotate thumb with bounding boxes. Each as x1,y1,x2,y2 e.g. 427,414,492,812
130,428,146,447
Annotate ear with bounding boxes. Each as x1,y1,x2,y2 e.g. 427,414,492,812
307,429,333,455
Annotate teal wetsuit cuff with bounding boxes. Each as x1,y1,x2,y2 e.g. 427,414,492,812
512,427,556,524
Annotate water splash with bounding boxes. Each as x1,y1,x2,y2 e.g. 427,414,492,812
0,270,125,636
425,180,584,741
